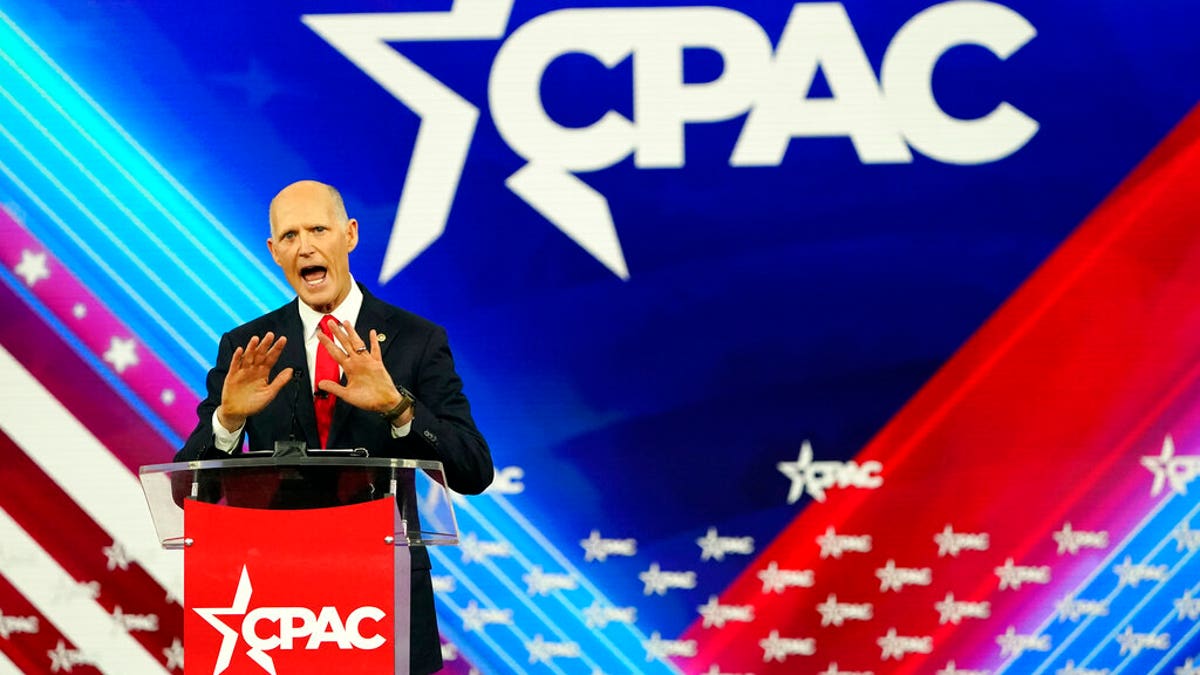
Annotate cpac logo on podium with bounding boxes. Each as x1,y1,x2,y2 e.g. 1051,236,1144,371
194,566,386,675
304,0,1038,282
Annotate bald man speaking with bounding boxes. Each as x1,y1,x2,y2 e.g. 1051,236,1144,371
178,180,493,673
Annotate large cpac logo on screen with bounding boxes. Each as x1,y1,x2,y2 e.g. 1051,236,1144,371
303,1,1038,282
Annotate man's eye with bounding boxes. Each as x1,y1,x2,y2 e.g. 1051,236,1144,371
313,226,326,233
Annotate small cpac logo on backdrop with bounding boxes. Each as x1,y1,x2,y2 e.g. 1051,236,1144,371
303,1,1038,282
778,440,883,504
1142,434,1200,496
194,566,386,675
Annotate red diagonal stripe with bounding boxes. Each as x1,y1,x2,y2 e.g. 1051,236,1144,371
682,104,1200,673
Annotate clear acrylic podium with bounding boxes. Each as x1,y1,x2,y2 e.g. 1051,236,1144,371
140,456,460,675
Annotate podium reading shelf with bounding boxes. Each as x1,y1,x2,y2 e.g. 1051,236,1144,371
140,456,460,675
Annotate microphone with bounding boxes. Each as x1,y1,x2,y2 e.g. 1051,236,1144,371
273,368,308,457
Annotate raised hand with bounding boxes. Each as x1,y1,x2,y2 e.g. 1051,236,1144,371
315,320,411,424
217,332,293,430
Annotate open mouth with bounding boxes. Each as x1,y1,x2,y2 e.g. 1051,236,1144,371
300,265,328,286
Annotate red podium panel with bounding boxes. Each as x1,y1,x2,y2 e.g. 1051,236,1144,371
184,498,396,675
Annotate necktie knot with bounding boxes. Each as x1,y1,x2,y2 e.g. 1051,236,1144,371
319,314,339,338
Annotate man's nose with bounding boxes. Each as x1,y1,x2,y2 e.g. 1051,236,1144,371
297,231,315,254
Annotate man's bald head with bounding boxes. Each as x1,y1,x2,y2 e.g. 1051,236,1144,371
269,180,348,232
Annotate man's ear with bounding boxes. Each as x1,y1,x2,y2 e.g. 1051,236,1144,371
266,237,281,265
346,218,359,252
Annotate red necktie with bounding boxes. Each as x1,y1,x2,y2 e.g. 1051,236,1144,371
315,315,340,448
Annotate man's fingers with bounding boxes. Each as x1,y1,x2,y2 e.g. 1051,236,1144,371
253,332,278,356
316,331,348,364
335,320,373,354
317,379,348,399
261,335,288,368
368,330,381,359
332,320,357,352
267,367,295,393
267,334,287,354
230,346,246,371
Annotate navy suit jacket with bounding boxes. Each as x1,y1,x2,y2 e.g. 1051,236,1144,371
177,286,492,674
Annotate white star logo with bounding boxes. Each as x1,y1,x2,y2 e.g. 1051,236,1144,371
696,527,724,561
1142,434,1200,496
14,249,50,286
639,563,669,596
1054,522,1077,554
47,640,88,673
759,630,789,663
777,440,818,503
582,602,607,629
303,0,630,283
1176,590,1200,620
697,595,722,628
102,336,139,374
816,594,846,626
461,600,487,632
877,628,906,660
758,561,785,594
103,541,130,571
579,529,609,562
193,566,275,675
163,638,184,671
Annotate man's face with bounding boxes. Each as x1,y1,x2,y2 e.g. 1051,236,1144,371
266,183,359,314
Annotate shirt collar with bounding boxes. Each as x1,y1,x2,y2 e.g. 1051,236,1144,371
297,276,365,340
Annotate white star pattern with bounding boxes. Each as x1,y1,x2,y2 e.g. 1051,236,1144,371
72,302,87,319
47,640,89,673
461,599,512,632
756,560,814,594
103,541,130,571
759,629,816,662
163,638,184,670
696,595,754,628
638,562,696,595
696,527,724,561
579,529,636,562
161,389,176,405
760,630,789,663
102,336,139,374
695,527,754,562
14,249,50,286
1175,590,1200,620
1141,434,1200,496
